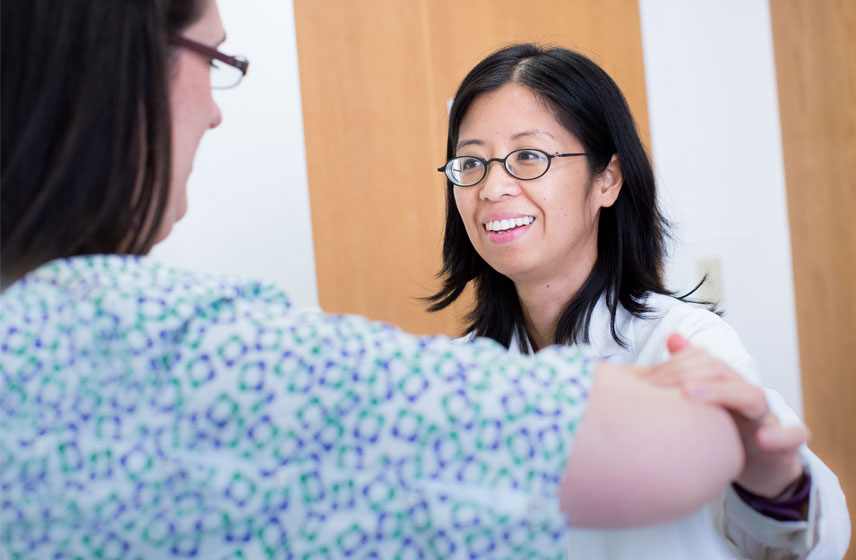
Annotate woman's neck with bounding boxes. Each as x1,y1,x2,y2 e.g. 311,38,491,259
514,256,596,353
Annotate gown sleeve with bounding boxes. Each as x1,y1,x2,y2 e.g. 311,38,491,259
0,272,595,558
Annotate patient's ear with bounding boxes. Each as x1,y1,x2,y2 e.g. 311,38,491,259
596,154,623,208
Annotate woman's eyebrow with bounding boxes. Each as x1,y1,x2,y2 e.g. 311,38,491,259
511,129,555,140
456,129,555,151
457,129,556,150
455,139,484,150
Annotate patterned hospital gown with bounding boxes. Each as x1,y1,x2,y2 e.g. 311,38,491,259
0,255,592,559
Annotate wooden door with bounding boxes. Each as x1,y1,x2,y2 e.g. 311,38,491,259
293,0,650,335
770,1,856,555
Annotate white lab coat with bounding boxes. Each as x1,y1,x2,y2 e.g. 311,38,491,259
508,293,850,559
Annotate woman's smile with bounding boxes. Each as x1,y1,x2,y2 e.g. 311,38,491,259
483,214,536,243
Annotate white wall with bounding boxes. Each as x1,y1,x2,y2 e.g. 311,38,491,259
639,0,803,416
151,0,319,309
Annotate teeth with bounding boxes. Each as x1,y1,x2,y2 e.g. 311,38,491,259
485,216,534,232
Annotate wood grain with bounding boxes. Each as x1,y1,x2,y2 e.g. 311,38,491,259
770,0,856,554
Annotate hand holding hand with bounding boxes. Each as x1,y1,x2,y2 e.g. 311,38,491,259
642,334,806,497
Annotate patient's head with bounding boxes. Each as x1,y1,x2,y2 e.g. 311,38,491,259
1,0,217,286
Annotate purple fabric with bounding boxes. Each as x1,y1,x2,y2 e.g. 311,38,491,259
733,472,812,522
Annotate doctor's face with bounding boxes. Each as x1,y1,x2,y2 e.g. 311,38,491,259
452,83,614,286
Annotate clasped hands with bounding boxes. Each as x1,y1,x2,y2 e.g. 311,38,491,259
640,334,806,498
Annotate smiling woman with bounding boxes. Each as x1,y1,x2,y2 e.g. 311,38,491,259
428,43,850,560
448,82,622,345
428,46,658,354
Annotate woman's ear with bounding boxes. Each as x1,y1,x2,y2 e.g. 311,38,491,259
596,154,623,208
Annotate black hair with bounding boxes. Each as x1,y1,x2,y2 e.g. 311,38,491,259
426,44,672,352
1,0,204,288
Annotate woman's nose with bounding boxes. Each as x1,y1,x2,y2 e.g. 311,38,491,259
479,162,521,200
210,100,223,129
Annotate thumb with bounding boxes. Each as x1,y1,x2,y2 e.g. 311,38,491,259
667,333,691,354
757,424,808,452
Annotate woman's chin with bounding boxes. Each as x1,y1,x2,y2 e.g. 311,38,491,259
484,259,533,284
153,221,175,245
153,206,185,245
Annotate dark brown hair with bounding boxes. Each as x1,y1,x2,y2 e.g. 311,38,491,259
426,44,672,352
1,0,203,287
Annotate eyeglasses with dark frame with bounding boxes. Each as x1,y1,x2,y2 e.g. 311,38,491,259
438,148,589,187
169,35,249,89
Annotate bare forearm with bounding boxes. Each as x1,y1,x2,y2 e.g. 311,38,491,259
560,363,744,528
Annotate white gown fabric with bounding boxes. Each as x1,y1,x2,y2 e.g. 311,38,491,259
508,293,850,560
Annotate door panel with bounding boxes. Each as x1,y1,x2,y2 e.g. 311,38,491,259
770,1,856,554
294,0,649,335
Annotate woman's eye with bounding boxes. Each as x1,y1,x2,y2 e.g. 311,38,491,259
460,158,482,170
515,150,545,163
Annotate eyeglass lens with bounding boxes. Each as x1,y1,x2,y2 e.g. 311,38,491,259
447,149,549,186
210,58,245,89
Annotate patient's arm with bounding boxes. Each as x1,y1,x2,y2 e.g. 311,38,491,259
560,361,744,528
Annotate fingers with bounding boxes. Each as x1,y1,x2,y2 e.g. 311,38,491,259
654,334,809,497
683,377,769,420
757,423,808,452
647,335,776,422
667,333,691,354
643,333,707,387
644,348,733,387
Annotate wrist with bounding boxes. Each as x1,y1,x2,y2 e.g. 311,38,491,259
737,454,804,498
733,468,811,522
